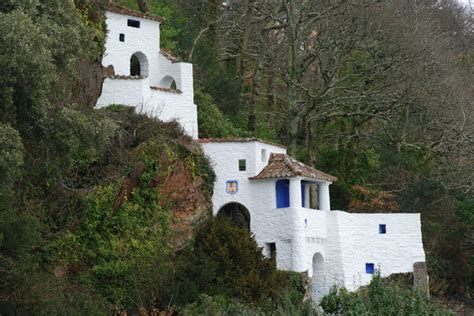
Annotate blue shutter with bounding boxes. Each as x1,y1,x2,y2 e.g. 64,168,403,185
301,182,306,207
276,179,290,208
366,263,375,274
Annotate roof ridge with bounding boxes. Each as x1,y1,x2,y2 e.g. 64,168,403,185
197,137,287,149
249,153,337,182
105,5,165,22
284,154,302,176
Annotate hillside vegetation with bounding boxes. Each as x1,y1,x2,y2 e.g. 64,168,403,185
0,0,472,315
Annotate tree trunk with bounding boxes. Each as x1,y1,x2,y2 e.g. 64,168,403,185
137,0,149,13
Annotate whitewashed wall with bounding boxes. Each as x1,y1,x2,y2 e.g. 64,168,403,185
102,12,160,77
201,140,426,303
335,212,426,291
96,11,198,139
201,141,286,216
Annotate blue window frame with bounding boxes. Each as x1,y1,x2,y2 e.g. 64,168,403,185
127,19,140,28
379,224,386,234
366,263,375,274
301,182,306,207
276,179,290,208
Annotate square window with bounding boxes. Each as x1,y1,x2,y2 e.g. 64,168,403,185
366,263,375,274
266,242,276,260
379,224,386,234
127,19,140,28
239,159,246,171
119,33,125,42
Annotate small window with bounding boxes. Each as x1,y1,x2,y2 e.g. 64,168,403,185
267,242,276,260
366,263,375,274
261,149,267,162
239,159,246,171
119,33,125,42
127,19,140,28
379,224,386,234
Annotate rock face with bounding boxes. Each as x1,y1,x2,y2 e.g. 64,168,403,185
153,148,212,250
70,60,105,107
413,261,429,296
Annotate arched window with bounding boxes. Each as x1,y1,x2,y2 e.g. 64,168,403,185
275,179,290,208
129,52,149,77
130,55,140,76
159,75,178,90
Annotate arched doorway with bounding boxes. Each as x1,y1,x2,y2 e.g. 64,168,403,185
312,253,326,300
217,202,250,230
130,52,148,76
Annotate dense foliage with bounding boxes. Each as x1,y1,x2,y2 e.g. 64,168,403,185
320,274,452,315
174,219,302,305
172,0,474,299
0,0,472,314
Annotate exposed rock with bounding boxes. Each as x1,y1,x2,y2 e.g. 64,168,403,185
70,59,104,106
413,261,429,296
151,150,212,250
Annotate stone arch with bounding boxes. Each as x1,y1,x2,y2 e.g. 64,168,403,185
216,202,250,230
159,75,177,89
312,252,326,300
130,52,149,77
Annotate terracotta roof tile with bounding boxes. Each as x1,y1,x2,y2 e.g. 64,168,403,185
198,138,286,149
106,5,165,23
160,49,180,62
150,86,182,94
107,75,145,80
249,153,337,182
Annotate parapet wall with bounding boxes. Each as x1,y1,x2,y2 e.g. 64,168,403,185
335,212,426,291
96,77,198,138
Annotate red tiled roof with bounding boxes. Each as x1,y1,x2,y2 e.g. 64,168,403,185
249,153,337,182
197,138,287,149
106,5,165,22
160,49,180,62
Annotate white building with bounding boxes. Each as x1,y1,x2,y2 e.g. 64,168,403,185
199,138,426,301
95,6,198,139
96,6,427,302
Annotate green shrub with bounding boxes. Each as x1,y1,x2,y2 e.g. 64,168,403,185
320,273,453,315
0,124,24,197
174,219,288,305
181,294,263,316
196,89,239,138
52,140,173,309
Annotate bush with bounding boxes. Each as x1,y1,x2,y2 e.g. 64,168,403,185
174,219,291,305
320,273,453,315
181,294,263,316
196,89,239,138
